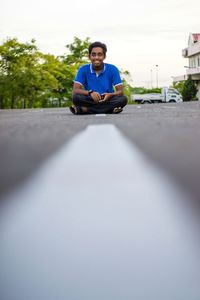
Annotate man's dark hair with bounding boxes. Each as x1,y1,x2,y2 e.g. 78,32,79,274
88,41,107,56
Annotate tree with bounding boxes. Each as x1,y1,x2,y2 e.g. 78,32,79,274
0,36,133,108
120,70,133,103
62,37,135,103
172,81,185,95
0,38,62,108
182,75,198,102
131,87,161,94
62,36,90,66
58,37,91,104
33,53,67,108
0,38,39,108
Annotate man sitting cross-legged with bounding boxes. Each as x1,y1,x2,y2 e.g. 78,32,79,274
70,41,127,115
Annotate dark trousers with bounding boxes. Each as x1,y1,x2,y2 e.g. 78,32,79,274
72,94,128,114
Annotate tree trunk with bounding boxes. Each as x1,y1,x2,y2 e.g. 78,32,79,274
11,95,15,109
29,98,33,108
0,96,4,109
23,99,27,109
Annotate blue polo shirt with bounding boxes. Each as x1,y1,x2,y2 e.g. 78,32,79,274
74,63,122,94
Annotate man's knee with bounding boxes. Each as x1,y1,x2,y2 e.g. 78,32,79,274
116,95,128,107
72,93,84,105
121,95,128,106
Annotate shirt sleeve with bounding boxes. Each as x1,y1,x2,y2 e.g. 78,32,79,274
112,66,122,86
74,66,85,86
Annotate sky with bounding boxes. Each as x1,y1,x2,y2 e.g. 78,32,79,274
0,0,200,87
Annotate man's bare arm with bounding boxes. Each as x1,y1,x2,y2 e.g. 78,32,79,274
72,82,101,102
72,82,89,96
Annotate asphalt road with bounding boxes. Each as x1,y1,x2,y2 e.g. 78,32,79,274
0,102,200,205
1,102,200,300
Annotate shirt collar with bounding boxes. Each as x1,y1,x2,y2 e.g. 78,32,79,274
90,63,106,74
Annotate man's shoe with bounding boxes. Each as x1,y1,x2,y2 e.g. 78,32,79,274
69,105,82,115
113,107,123,114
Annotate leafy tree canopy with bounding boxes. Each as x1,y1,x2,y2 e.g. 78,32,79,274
181,75,198,101
0,36,132,109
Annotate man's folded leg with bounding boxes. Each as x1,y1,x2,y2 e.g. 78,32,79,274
71,94,128,114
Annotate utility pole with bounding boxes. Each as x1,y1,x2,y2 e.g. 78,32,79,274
156,65,158,88
150,69,153,88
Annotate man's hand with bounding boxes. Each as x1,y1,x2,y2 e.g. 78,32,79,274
99,93,112,102
90,91,101,103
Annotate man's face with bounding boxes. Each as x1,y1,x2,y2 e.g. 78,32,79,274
89,47,105,69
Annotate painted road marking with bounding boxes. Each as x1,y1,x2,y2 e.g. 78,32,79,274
1,124,200,300
95,113,106,116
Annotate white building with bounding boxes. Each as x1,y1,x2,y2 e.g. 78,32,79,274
173,33,200,100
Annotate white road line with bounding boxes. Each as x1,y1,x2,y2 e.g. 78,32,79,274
163,106,177,109
95,113,106,116
1,124,200,300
